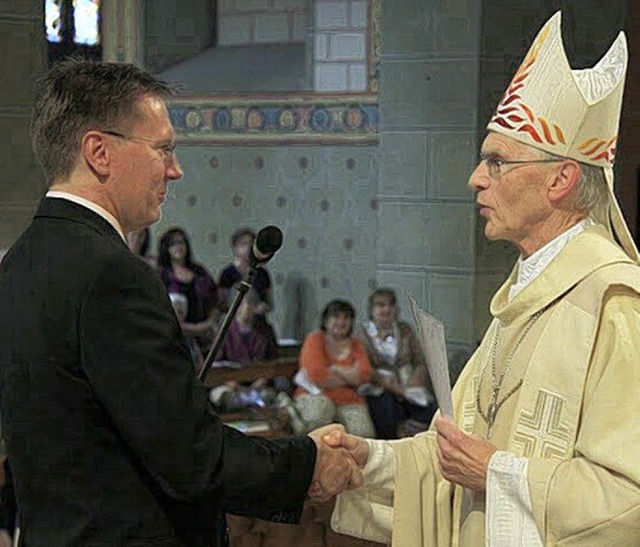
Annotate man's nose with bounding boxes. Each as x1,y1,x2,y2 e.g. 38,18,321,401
468,162,489,192
166,155,184,180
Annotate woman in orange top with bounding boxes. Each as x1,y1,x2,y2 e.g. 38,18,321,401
293,300,376,437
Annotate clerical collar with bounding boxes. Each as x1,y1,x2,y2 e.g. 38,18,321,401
46,190,127,242
509,218,594,301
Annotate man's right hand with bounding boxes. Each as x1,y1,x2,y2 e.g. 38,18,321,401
307,424,365,502
321,427,369,469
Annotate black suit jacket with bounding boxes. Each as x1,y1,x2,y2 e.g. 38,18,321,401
0,198,316,546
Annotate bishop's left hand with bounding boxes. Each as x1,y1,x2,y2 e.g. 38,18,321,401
435,416,498,492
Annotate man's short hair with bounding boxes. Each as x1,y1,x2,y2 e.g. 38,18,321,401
30,57,173,183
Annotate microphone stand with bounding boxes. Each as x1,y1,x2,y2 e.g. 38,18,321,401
198,266,257,382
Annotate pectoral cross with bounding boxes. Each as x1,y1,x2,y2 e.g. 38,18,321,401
487,393,499,437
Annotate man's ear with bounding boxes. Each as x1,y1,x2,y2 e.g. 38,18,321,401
81,131,110,178
547,160,581,204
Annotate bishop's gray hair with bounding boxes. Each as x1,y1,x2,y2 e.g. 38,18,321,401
538,149,609,213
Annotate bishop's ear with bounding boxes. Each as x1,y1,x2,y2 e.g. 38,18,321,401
547,159,581,204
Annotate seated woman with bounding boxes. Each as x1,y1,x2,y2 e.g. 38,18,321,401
354,287,437,439
158,228,219,353
216,288,278,365
293,300,375,438
169,292,204,370
218,228,272,317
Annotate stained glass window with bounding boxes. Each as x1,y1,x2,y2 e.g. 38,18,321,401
45,0,62,43
45,0,101,46
74,0,100,46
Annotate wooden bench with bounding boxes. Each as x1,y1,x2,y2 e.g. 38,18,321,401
203,356,299,387
203,356,384,546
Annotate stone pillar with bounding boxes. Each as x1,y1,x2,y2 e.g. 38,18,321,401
0,0,47,249
102,0,145,65
376,0,481,379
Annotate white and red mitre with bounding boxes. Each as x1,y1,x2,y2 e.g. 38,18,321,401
487,11,639,262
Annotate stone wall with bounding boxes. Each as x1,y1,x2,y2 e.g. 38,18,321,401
0,0,47,248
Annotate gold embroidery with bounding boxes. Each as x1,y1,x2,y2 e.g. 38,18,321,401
512,388,571,459
462,375,480,433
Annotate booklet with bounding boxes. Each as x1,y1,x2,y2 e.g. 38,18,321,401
293,369,322,396
211,360,244,370
408,296,454,419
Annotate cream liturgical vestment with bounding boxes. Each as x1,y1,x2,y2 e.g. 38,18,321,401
332,225,640,546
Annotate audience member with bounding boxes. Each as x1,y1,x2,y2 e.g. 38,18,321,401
126,227,156,268
294,300,375,438
218,228,272,315
354,288,436,439
169,292,204,369
216,288,278,365
158,227,219,350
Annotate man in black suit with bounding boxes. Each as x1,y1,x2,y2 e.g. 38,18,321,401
0,59,360,546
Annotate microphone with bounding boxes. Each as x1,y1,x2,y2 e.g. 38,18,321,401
199,225,284,381
250,225,283,266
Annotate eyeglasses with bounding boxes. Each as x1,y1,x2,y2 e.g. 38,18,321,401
100,130,178,160
478,153,565,179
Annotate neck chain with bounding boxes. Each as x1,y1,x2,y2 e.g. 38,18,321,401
476,309,544,437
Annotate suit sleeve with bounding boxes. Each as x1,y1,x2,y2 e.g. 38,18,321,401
79,257,316,516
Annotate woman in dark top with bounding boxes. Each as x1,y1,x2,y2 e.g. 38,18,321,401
158,227,219,350
218,227,272,315
216,289,278,365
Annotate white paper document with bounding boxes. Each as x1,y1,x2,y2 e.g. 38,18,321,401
408,296,454,419
211,360,244,370
293,369,323,396
403,386,433,408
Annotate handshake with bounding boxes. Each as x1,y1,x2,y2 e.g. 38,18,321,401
306,424,369,502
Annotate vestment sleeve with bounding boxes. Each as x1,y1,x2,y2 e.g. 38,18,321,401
486,451,542,546
331,439,396,543
527,288,640,544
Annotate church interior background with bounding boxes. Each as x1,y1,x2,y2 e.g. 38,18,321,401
2,0,640,381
